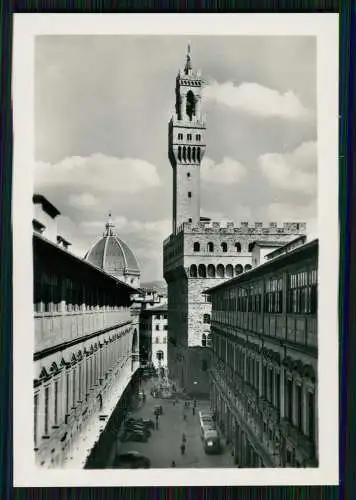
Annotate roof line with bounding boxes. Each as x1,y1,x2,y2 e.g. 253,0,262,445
204,239,318,294
33,232,137,293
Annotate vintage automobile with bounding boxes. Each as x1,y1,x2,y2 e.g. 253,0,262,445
113,451,151,469
120,430,148,443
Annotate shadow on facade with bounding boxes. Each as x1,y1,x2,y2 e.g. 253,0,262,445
84,370,140,469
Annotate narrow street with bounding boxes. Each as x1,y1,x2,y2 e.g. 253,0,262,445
107,376,234,468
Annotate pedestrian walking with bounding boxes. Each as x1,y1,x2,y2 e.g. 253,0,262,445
194,399,197,408
171,461,176,467
192,406,195,415
180,443,186,455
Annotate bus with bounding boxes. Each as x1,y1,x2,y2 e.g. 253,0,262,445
199,411,221,454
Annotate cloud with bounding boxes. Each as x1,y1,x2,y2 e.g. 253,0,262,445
35,153,161,194
263,201,317,239
80,216,171,281
68,192,99,209
257,141,317,195
204,80,313,121
201,156,247,184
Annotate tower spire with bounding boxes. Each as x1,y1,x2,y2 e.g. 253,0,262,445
184,41,192,74
104,211,115,236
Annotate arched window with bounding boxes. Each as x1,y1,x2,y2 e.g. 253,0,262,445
207,264,216,278
244,264,252,272
202,334,207,347
132,329,138,353
183,146,186,162
235,264,243,275
197,147,201,162
186,90,196,120
193,242,200,252
198,264,206,278
235,242,241,252
207,333,212,347
248,243,254,252
192,147,196,162
226,264,233,278
217,264,225,278
187,147,191,162
178,146,182,161
221,242,228,252
207,242,214,252
190,264,197,277
156,350,164,361
203,314,210,324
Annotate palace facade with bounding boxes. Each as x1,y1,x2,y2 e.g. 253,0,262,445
163,46,307,396
33,195,140,469
140,303,168,373
206,238,318,468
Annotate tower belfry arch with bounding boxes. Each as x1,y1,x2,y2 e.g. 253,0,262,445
168,43,206,234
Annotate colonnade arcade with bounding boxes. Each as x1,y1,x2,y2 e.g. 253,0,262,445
34,325,133,468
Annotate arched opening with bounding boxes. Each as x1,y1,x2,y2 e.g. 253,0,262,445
192,147,196,162
198,264,206,278
203,314,211,324
131,328,138,371
202,334,207,347
207,264,216,278
97,393,103,411
132,329,138,353
207,242,214,252
248,243,254,252
221,242,228,252
183,146,186,162
190,264,197,277
187,146,191,162
193,242,200,252
244,264,252,272
186,90,196,120
226,264,233,278
235,264,243,275
178,146,182,161
197,147,201,162
217,264,225,278
156,350,164,362
235,242,241,252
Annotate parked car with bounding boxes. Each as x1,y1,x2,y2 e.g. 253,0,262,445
131,417,155,429
125,424,151,437
121,431,148,443
142,418,155,430
113,451,150,469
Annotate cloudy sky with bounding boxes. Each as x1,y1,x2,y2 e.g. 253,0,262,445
35,35,317,282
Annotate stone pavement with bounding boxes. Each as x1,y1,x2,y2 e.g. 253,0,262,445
109,377,235,469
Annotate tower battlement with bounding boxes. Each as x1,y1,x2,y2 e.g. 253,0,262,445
164,221,307,245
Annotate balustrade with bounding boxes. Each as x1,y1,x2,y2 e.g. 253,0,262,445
35,309,131,352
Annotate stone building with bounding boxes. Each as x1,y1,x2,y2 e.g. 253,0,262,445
140,304,168,374
163,46,307,396
33,195,140,469
206,238,318,468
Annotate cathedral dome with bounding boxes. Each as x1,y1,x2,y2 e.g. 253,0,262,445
84,214,140,287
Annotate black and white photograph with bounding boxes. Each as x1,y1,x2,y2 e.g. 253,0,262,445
12,14,339,487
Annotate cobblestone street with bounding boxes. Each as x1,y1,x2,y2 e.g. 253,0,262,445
108,377,235,468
